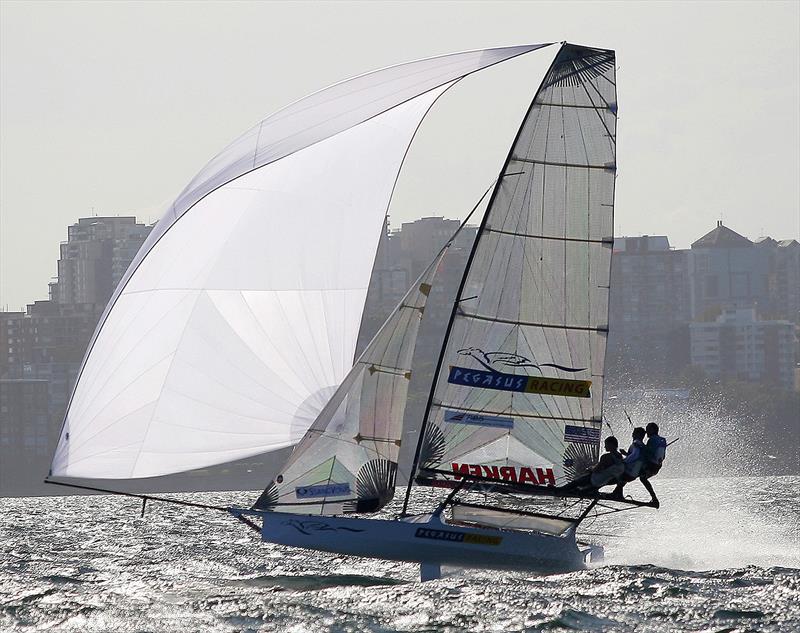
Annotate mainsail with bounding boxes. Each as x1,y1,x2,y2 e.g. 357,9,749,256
49,44,551,480
408,44,617,494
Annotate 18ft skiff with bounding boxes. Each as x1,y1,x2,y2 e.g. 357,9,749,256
48,42,654,580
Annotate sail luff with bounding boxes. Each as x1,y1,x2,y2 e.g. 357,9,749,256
400,44,567,514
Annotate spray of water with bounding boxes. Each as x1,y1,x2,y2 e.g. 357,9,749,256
594,394,798,570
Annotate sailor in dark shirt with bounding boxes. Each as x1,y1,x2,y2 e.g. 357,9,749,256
559,436,624,492
638,422,667,507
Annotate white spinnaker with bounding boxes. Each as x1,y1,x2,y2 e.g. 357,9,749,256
50,44,552,480
252,253,446,515
418,45,617,487
51,90,446,479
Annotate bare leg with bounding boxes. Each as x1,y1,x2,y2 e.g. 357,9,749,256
639,475,659,508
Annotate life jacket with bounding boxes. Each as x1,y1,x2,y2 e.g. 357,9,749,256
590,450,624,487
647,435,667,465
623,439,646,477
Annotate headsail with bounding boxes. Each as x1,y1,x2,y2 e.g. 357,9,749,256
253,249,447,515
49,44,551,480
408,44,617,492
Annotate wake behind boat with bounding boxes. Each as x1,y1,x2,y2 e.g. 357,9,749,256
46,41,658,581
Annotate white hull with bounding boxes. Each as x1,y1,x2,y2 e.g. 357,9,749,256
245,510,593,575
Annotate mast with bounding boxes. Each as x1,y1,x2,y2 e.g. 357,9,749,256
401,42,617,513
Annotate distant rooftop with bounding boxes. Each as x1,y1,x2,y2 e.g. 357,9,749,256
691,220,752,249
613,235,670,252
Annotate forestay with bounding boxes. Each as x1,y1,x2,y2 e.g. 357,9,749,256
50,44,550,480
415,44,617,490
253,252,447,515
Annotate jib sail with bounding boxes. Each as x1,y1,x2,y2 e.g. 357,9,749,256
253,249,448,515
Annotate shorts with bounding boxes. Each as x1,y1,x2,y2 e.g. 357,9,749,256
640,463,661,479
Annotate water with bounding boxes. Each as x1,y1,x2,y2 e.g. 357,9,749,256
2,477,798,632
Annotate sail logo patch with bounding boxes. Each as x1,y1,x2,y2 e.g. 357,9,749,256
415,527,502,546
564,425,601,445
457,347,586,373
447,366,591,398
295,483,351,499
451,462,556,486
443,409,514,429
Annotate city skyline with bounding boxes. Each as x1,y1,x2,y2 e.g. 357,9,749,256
2,211,797,496
2,1,799,310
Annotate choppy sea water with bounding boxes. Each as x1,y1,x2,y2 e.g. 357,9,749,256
1,476,798,632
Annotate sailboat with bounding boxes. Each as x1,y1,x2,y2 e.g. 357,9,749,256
48,42,653,581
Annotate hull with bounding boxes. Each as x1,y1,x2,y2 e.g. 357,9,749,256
247,510,588,574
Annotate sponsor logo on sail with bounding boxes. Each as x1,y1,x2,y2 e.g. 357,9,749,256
447,348,591,398
415,527,502,546
451,462,556,486
564,425,601,445
443,409,514,429
295,483,351,499
447,366,591,398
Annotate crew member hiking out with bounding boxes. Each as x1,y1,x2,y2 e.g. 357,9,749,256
610,427,646,500
559,436,624,494
639,422,667,507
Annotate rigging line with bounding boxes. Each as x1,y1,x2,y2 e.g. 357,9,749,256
399,166,535,515
578,78,616,147
582,70,615,111
43,479,230,513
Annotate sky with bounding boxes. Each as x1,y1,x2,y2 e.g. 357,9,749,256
1,0,798,311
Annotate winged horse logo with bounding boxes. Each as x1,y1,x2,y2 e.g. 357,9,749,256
456,347,585,373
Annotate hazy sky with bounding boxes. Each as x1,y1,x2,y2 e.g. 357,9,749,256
1,1,798,311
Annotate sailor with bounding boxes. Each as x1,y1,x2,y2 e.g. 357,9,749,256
559,436,624,493
610,427,646,499
639,422,667,507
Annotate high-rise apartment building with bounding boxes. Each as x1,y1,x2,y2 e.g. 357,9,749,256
689,221,772,321
1,216,151,494
690,308,796,390
55,216,151,306
607,236,691,374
